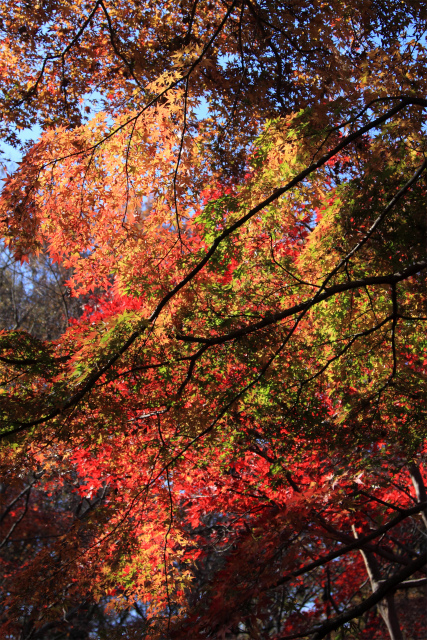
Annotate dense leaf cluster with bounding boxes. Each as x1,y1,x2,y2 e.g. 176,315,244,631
0,1,426,638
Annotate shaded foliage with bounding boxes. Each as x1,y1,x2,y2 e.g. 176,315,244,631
0,1,426,638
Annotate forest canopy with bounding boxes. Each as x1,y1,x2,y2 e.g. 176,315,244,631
0,1,426,638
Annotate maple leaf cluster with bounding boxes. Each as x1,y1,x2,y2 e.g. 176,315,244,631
0,1,426,638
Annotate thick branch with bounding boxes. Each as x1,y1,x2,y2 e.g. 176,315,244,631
311,553,426,640
177,262,427,345
271,502,427,590
279,552,427,640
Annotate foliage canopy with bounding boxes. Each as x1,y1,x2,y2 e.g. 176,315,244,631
0,1,426,638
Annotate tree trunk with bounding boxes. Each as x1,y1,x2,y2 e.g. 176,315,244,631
352,525,403,640
409,463,427,529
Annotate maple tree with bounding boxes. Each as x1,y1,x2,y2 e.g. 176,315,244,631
0,0,427,638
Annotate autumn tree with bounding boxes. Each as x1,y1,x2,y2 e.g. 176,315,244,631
0,0,426,638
